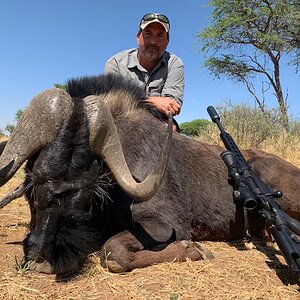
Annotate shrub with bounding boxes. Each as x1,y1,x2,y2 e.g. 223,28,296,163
180,119,210,137
214,102,285,148
194,101,300,166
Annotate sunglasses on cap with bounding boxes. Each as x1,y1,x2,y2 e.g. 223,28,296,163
140,13,170,26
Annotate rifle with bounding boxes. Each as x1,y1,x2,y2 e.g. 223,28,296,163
207,105,300,272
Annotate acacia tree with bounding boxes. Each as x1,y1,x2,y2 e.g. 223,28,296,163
199,0,300,129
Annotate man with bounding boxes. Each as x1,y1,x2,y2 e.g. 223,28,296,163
104,13,184,131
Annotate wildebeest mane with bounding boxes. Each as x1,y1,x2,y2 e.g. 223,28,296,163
66,74,162,120
66,73,146,101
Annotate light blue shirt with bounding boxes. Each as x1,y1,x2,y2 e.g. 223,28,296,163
104,48,184,105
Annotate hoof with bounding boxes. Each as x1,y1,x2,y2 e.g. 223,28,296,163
26,260,54,274
101,259,128,273
193,242,214,260
177,240,214,261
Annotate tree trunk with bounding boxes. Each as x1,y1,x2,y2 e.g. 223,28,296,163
274,58,289,130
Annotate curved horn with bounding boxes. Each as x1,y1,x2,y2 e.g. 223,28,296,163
83,95,172,202
0,88,73,187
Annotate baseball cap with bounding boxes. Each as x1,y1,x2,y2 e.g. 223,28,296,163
139,13,170,32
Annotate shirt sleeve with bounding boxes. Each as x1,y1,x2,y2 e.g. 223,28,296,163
104,57,120,74
161,56,184,106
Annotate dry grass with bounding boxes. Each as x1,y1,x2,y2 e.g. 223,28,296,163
196,126,300,167
261,134,300,167
1,174,300,299
0,136,8,142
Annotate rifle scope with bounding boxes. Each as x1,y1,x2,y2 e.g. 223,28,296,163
221,150,257,210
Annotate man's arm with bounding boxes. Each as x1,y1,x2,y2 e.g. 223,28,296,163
145,56,184,116
144,96,181,116
161,55,184,106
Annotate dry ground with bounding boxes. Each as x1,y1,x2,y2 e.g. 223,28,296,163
1,176,299,300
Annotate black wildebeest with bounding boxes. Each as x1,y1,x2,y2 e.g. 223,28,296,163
0,74,300,276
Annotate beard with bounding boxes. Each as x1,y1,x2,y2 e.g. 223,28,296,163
143,46,163,61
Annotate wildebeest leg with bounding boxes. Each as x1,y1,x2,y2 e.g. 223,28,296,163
100,230,213,273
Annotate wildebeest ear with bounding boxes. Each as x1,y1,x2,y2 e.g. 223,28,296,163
0,88,73,187
83,94,173,202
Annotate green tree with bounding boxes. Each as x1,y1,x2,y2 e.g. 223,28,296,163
15,109,24,122
198,0,300,129
54,83,67,90
180,119,211,136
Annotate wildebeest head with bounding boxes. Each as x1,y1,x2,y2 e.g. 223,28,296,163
22,99,110,275
0,74,173,276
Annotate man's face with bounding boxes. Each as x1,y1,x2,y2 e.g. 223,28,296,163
137,22,169,63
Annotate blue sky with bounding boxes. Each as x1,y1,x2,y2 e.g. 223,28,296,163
1,0,299,130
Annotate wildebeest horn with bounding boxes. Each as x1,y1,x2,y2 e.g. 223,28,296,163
83,95,172,202
0,88,73,187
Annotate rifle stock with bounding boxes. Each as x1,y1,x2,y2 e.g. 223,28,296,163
207,105,300,272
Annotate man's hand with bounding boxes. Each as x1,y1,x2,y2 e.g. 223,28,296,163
144,96,181,116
